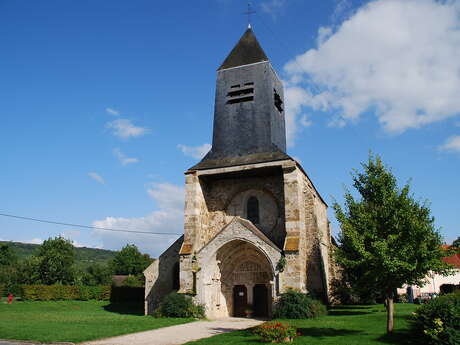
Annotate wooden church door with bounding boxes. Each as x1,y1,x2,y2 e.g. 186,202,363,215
233,285,247,317
253,284,269,317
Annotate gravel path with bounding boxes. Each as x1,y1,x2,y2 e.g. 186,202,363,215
81,318,262,345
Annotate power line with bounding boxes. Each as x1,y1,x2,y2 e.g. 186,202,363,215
0,212,182,236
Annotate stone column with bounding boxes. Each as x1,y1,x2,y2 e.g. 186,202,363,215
281,162,306,292
183,172,202,249
180,172,207,294
247,284,255,306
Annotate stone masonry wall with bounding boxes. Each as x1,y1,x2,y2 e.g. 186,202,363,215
144,236,183,315
199,173,285,249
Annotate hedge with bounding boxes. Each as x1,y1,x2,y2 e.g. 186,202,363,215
22,285,111,301
0,284,4,297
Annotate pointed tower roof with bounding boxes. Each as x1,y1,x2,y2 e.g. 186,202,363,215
218,27,269,71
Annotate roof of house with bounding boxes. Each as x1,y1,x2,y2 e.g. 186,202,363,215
218,27,269,71
442,245,460,269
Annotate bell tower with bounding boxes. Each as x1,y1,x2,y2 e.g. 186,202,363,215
193,27,288,170
145,24,336,319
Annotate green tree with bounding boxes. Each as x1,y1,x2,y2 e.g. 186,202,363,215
80,263,113,286
36,236,76,285
453,237,460,249
110,244,151,276
0,244,17,266
333,154,453,333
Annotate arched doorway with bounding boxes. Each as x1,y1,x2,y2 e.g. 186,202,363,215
215,240,273,317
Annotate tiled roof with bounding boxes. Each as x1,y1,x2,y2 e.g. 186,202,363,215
442,245,460,269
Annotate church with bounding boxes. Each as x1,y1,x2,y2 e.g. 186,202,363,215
144,26,335,319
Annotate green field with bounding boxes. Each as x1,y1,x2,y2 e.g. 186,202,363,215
185,304,418,345
0,300,193,343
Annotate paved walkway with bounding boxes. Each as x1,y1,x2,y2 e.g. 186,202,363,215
81,318,263,345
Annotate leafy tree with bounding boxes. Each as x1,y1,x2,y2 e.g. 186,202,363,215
36,236,76,285
333,154,453,333
453,237,460,249
110,244,151,276
80,263,113,286
0,244,17,266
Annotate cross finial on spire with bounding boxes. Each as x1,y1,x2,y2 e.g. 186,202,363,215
243,2,256,29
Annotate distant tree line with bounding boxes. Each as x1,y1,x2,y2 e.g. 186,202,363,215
0,237,153,295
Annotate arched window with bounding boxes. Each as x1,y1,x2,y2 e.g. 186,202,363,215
247,196,260,224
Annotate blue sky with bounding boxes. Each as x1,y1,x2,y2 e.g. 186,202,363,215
1,0,459,256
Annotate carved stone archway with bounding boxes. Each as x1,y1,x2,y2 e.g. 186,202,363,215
216,240,273,317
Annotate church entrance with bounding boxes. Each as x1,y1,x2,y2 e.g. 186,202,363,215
253,284,269,317
233,285,247,317
214,240,274,318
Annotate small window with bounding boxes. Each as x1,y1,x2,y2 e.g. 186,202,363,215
227,88,254,98
247,196,260,225
226,83,255,105
274,89,284,113
228,96,254,104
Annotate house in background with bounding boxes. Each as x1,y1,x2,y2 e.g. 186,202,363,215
398,246,460,297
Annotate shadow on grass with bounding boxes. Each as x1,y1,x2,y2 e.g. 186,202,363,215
376,329,414,345
332,305,376,310
298,327,363,337
328,310,375,316
103,302,144,315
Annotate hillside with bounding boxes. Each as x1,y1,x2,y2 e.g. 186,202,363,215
0,241,117,267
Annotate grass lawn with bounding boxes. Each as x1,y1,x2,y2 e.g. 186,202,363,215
185,304,419,345
0,300,194,343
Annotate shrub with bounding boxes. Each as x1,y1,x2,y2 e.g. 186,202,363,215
155,292,205,318
0,284,3,297
273,290,327,319
122,275,144,287
441,284,460,295
79,286,111,301
22,285,111,301
412,292,460,345
253,321,298,343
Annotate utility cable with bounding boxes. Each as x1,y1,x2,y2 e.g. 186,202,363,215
0,212,182,236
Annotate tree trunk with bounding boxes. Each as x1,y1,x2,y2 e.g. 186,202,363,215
386,295,394,333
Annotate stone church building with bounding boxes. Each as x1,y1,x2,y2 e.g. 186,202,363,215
144,27,335,319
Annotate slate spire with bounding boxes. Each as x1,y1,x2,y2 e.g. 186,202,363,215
190,26,288,171
218,27,269,71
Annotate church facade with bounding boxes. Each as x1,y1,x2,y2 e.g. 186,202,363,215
144,27,335,319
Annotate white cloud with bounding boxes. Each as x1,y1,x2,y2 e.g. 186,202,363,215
92,183,184,256
88,172,105,184
177,143,211,159
331,0,353,23
113,148,139,165
27,238,43,245
439,136,460,153
106,119,149,139
284,0,460,143
284,85,329,146
261,0,286,16
105,107,120,116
